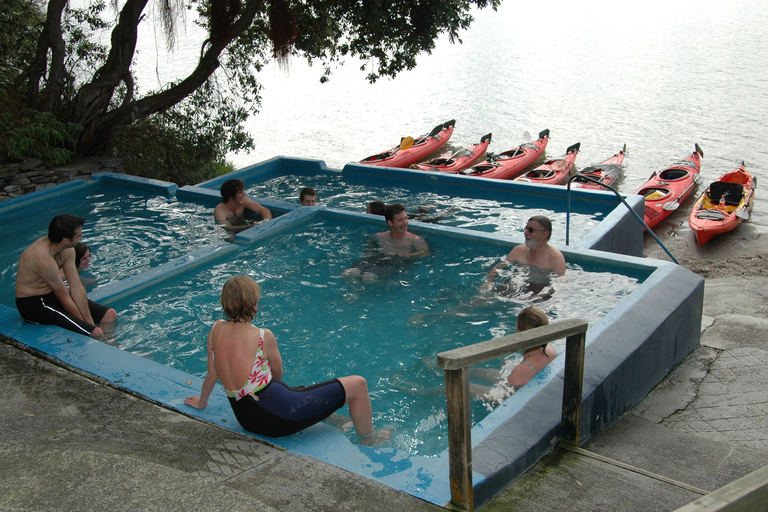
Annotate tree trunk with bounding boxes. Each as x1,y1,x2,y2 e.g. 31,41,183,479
75,0,263,156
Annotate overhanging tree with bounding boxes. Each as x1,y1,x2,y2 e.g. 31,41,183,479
18,0,499,157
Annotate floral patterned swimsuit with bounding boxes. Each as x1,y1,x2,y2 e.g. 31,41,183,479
219,323,348,438
224,327,272,400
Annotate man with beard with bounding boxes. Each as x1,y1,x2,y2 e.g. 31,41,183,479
482,215,566,294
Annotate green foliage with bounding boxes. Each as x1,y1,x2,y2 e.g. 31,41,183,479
0,109,82,166
111,86,250,186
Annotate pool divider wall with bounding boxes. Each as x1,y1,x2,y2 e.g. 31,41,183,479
468,259,704,509
176,184,298,219
188,157,646,257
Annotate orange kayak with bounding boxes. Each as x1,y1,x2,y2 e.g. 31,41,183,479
412,133,492,173
359,120,455,168
459,129,550,180
688,163,755,245
635,144,703,229
571,145,627,190
514,142,581,186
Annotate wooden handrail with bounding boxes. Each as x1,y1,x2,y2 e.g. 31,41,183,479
436,318,589,511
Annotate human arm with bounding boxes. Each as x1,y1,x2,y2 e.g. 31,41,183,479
184,327,219,409
261,328,283,381
61,256,95,325
243,197,272,221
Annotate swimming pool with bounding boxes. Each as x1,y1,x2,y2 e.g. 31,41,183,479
107,214,643,455
0,165,703,508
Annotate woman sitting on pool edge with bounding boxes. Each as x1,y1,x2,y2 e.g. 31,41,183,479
184,275,389,445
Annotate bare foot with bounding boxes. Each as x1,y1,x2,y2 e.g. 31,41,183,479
360,429,391,447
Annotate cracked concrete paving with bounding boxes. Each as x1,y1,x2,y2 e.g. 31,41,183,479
482,276,768,511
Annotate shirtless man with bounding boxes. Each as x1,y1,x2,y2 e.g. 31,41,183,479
483,215,566,292
15,214,117,338
299,187,318,206
214,179,273,233
342,203,430,283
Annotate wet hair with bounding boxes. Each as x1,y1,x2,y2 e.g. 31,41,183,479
74,242,90,268
220,179,245,203
384,203,406,223
528,215,552,240
516,306,550,354
367,201,386,216
299,187,317,202
48,214,85,243
221,275,261,323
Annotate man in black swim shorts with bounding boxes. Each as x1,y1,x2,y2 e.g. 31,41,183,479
15,214,117,338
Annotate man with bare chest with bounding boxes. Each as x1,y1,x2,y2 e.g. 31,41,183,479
342,203,430,284
15,215,116,338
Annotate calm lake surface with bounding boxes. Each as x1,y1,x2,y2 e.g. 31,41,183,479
137,0,768,231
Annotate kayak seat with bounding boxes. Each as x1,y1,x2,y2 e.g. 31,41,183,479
659,169,688,180
529,170,554,179
708,182,743,205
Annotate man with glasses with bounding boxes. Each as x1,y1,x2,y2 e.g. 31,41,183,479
15,214,117,338
482,215,566,293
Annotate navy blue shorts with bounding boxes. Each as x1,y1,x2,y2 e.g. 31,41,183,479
16,292,111,336
228,378,346,437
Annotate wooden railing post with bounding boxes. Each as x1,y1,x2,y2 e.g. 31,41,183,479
444,367,473,511
437,318,588,511
561,330,586,444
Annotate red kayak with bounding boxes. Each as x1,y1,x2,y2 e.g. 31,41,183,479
412,133,492,173
688,162,755,245
358,120,455,168
635,144,703,229
571,145,627,190
459,129,550,180
514,142,581,186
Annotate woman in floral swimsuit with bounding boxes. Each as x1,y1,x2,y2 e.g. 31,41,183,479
185,275,389,445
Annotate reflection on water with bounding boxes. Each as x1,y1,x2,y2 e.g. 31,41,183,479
110,218,641,455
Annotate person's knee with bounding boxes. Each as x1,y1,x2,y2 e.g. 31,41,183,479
102,308,117,323
91,326,104,338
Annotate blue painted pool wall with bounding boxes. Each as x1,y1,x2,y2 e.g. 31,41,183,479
91,172,178,196
572,193,645,257
0,179,91,214
194,156,336,190
469,262,704,508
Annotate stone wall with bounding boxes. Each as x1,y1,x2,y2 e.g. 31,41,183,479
0,157,123,201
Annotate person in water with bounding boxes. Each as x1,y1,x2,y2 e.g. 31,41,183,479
299,187,318,206
214,179,273,233
71,242,97,286
343,203,431,284
184,275,389,445
367,201,454,224
470,306,557,401
481,215,566,297
15,214,117,338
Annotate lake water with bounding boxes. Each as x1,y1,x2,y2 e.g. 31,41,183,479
135,0,768,232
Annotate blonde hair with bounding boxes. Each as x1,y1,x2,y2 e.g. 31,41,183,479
516,306,550,354
221,275,260,323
